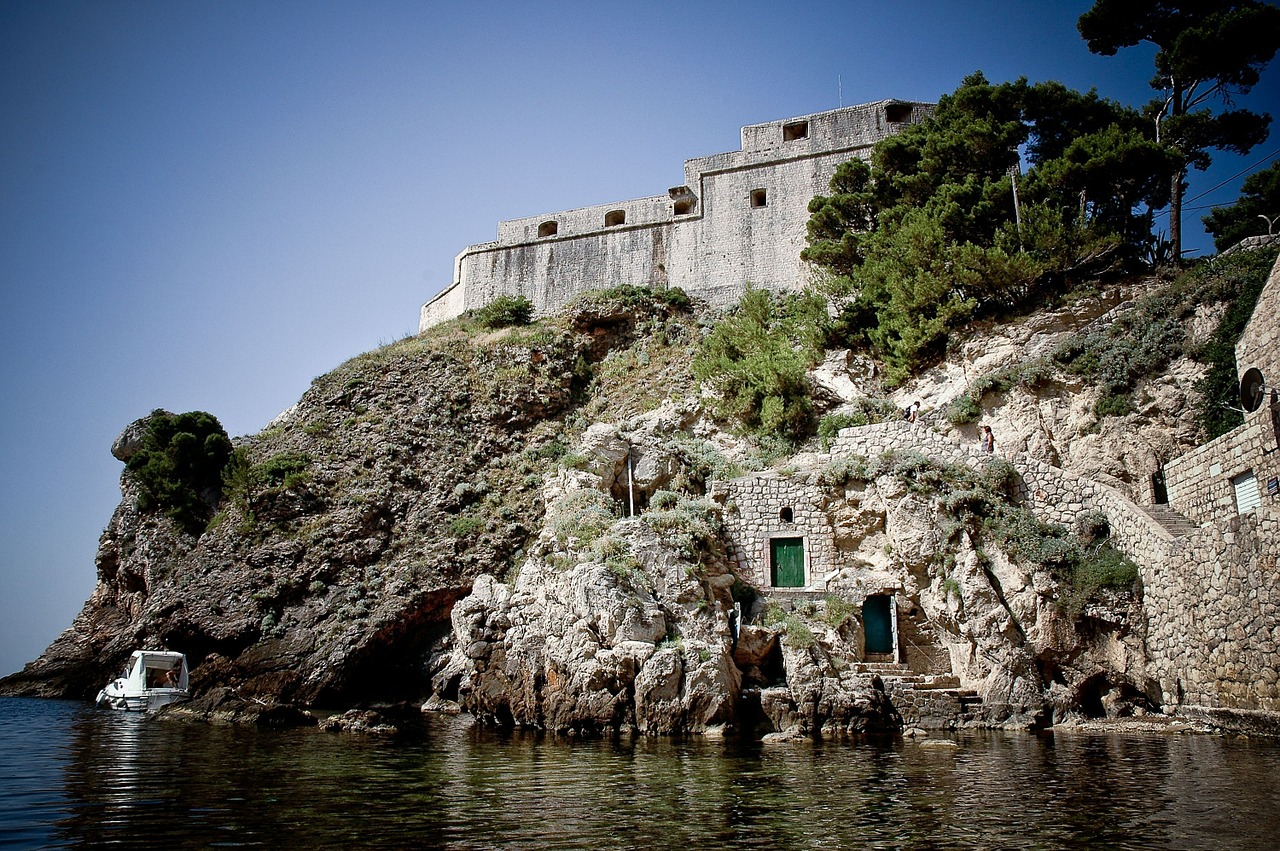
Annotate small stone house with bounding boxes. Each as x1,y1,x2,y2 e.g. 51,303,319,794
715,466,947,672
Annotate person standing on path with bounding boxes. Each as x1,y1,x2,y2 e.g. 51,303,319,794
980,425,995,454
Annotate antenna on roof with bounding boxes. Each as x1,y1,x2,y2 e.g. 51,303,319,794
838,75,843,107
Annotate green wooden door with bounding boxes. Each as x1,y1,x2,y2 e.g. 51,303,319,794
770,537,805,587
863,595,894,654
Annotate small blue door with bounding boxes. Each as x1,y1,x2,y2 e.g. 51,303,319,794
863,595,894,654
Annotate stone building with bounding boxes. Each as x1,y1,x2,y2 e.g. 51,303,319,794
418,100,932,331
1165,250,1280,523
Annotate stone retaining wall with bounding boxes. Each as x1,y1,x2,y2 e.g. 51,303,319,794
1146,506,1280,713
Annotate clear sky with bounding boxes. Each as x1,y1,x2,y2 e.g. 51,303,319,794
2,0,1277,677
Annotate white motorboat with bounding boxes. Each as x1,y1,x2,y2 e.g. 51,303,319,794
95,650,190,712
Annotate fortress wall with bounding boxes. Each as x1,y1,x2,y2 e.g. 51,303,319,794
456,222,675,316
496,195,674,245
680,148,873,306
419,100,933,331
419,279,466,330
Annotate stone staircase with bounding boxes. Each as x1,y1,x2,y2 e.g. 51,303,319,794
1139,504,1198,538
852,663,984,726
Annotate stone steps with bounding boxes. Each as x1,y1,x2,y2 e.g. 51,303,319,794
1139,504,1198,538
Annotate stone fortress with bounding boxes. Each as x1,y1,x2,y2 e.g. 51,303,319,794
419,100,932,331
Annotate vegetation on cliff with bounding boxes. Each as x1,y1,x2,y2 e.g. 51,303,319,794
127,410,235,535
803,73,1175,382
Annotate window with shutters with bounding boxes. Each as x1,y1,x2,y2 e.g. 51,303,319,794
1233,470,1262,514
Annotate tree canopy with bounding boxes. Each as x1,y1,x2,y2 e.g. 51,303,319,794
803,73,1174,382
126,409,235,535
1078,0,1280,258
1202,160,1280,250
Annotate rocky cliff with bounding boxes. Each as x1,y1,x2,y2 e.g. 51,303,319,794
0,266,1255,734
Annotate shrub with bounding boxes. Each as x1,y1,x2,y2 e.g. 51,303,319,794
1057,545,1140,618
552,490,615,548
127,410,235,535
944,394,982,425
693,287,823,442
1094,393,1131,418
449,516,484,537
473,295,534,329
820,595,858,627
257,451,311,489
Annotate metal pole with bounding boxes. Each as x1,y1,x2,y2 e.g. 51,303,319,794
627,447,635,517
1009,157,1023,251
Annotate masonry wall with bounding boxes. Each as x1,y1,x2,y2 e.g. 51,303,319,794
419,100,932,330
1165,402,1280,524
1142,506,1280,713
720,474,837,590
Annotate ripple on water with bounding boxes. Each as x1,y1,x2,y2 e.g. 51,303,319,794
2,698,1280,849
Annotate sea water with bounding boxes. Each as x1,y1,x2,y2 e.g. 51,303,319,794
2,696,1279,849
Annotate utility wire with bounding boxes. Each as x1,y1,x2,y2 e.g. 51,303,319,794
1148,146,1280,221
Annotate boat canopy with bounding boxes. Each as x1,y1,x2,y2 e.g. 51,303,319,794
124,650,188,691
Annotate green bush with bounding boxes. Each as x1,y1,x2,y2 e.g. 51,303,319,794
693,287,824,442
944,394,982,425
257,452,311,489
1057,544,1140,618
127,410,235,535
1093,393,1131,418
473,295,534,329
449,516,484,537
1189,250,1272,439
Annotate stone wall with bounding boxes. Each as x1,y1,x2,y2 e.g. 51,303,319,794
1165,402,1280,524
419,100,932,331
1142,506,1280,714
720,473,837,590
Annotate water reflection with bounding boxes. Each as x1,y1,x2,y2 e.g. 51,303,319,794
2,698,1279,849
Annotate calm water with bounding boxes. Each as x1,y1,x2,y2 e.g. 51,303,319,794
3,697,1280,849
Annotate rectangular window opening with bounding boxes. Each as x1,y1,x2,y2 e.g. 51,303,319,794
783,121,809,142
885,103,912,123
750,188,767,208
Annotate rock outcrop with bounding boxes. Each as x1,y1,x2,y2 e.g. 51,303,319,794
3,263,1267,736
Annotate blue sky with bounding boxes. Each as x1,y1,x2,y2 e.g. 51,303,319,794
2,0,1277,677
